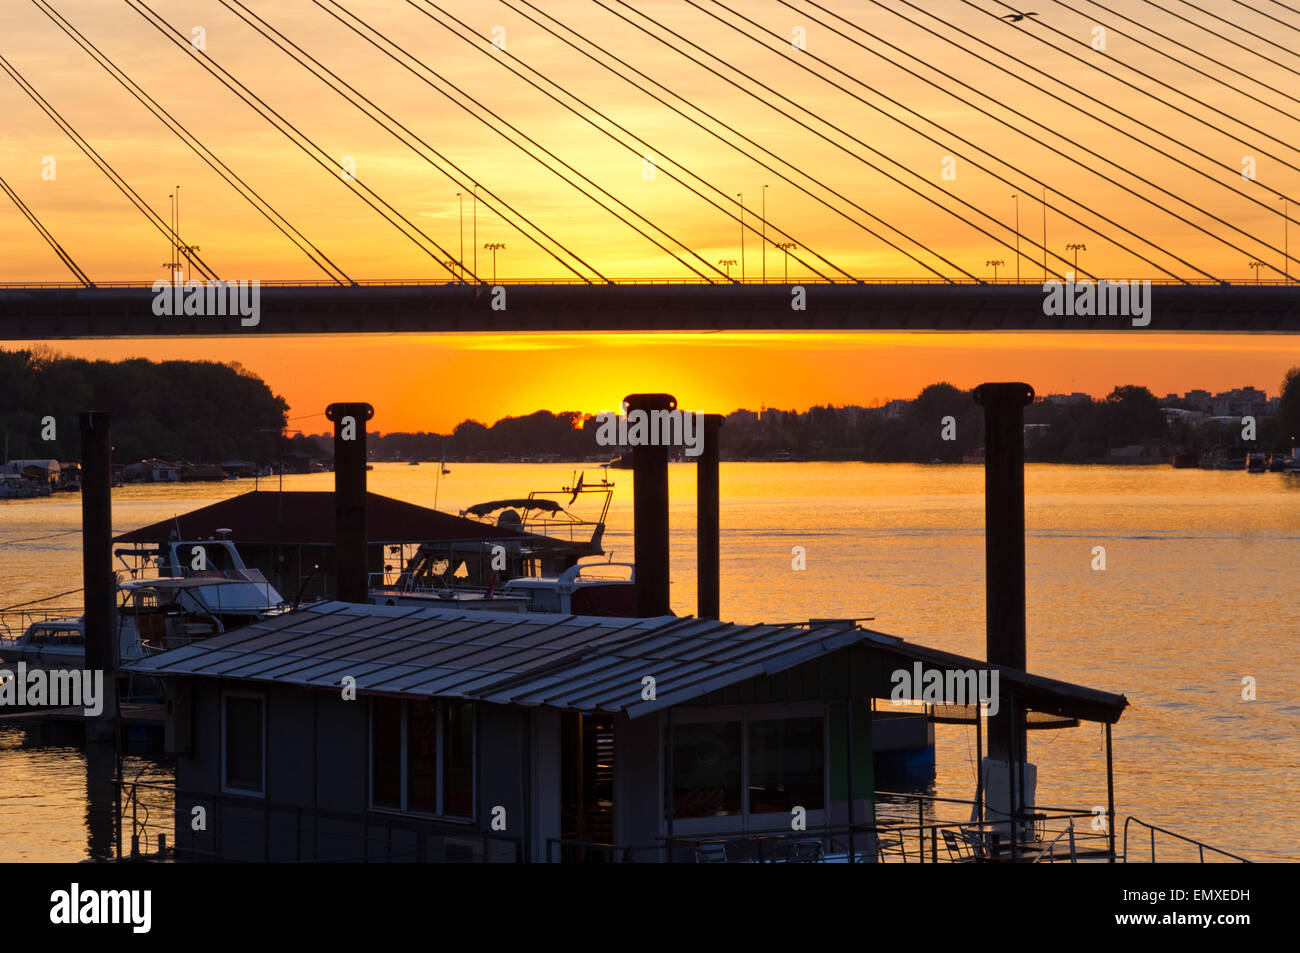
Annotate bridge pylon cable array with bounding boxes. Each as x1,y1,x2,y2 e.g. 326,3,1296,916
601,0,1070,282
847,0,1298,279
217,0,603,284
1061,0,1300,113
310,0,726,283
415,0,846,283
126,0,466,282
35,0,353,286
973,0,1300,171
696,0,1219,282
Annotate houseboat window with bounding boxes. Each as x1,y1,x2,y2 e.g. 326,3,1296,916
407,699,439,813
442,701,474,817
370,698,476,818
371,697,403,810
672,721,742,819
748,716,825,815
222,693,265,796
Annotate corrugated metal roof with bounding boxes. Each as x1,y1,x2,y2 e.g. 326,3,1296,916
124,602,1128,721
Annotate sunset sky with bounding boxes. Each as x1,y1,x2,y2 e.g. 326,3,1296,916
1,1,1297,429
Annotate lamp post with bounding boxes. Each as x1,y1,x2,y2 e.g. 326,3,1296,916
484,242,506,283
1248,260,1265,284
987,259,1006,282
1282,197,1290,285
762,184,769,283
776,242,796,283
1041,187,1048,281
1012,194,1020,283
736,193,745,283
719,258,737,279
1066,242,1086,275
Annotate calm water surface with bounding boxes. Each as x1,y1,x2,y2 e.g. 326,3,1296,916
1,463,1297,860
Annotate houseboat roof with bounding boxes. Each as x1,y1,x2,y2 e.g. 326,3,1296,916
113,490,535,546
123,601,1128,724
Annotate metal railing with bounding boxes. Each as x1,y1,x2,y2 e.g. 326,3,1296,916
544,791,1110,863
116,778,524,863
1122,816,1250,863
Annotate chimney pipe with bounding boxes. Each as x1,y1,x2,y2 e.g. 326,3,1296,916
624,393,675,617
326,402,374,604
79,411,117,735
696,414,724,619
972,382,1033,764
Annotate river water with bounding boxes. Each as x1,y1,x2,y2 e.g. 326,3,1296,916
1,462,1297,861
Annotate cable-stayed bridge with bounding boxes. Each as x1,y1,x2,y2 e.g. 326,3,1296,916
1,0,1298,335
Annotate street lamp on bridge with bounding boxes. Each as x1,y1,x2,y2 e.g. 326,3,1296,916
736,192,745,283
1248,260,1266,284
986,259,1006,282
775,242,797,283
719,258,738,279
1066,242,1086,275
484,242,506,284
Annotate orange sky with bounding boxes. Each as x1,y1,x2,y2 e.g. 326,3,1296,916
1,2,1298,429
9,332,1295,432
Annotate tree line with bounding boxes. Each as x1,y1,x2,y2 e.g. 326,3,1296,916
0,347,288,463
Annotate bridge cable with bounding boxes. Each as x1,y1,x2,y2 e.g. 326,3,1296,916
973,0,1300,169
310,0,723,283
412,0,845,284
125,0,466,282
1230,0,1300,31
602,0,1086,282
0,53,220,281
777,0,1297,279
217,0,603,284
698,0,1219,282
1130,0,1300,77
1234,0,1300,31
0,172,93,286
503,0,947,282
1051,0,1300,117
1165,0,1300,62
1253,0,1300,19
34,0,352,286
850,0,1297,277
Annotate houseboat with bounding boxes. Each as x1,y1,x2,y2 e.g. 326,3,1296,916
122,601,1130,863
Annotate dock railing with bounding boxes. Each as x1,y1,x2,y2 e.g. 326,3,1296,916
545,791,1109,863
116,778,524,862
1121,816,1251,863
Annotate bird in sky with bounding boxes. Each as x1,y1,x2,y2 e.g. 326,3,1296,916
1001,11,1040,21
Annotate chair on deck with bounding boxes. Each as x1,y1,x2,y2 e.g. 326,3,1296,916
868,828,907,863
694,841,730,863
942,828,981,862
785,838,824,863
957,828,991,861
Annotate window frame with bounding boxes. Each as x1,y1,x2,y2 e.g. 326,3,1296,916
666,702,830,835
220,688,267,798
367,697,476,821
